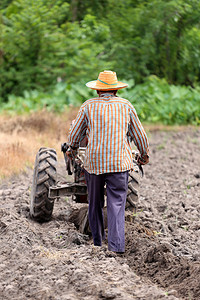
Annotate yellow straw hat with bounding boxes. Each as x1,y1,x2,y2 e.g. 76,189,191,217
86,70,128,90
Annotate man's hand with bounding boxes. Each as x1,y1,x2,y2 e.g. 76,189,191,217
61,143,78,159
66,150,73,159
66,147,78,159
137,154,149,165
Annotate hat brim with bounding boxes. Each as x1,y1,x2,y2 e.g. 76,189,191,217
86,80,128,90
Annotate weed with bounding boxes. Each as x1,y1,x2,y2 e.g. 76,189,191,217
175,215,179,227
132,209,143,218
181,226,189,231
187,137,199,144
56,235,63,239
157,143,165,150
162,207,169,219
153,231,162,236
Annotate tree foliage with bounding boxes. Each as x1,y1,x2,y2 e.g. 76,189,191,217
1,0,200,103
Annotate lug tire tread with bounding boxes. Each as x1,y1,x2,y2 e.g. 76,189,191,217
30,148,57,222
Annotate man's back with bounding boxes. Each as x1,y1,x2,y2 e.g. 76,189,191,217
69,92,149,174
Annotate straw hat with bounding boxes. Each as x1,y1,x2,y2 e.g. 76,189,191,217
86,70,128,90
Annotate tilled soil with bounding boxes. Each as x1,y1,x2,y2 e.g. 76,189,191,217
0,128,200,300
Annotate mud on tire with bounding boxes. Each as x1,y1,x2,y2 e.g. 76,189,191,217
30,147,57,222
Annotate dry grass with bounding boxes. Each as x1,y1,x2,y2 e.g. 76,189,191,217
145,123,198,132
38,247,72,260
0,108,78,180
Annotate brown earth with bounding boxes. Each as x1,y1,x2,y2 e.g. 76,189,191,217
0,126,200,299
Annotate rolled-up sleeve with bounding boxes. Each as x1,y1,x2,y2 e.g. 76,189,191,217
129,106,149,162
68,106,87,148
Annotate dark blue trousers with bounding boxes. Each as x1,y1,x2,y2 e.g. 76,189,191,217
84,170,129,252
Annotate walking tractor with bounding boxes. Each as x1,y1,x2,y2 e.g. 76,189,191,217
30,140,143,233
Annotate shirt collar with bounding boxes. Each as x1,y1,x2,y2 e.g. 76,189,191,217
99,92,116,98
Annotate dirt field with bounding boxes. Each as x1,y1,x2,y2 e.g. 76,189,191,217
0,126,200,299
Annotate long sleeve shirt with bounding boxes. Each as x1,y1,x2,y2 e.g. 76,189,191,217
68,93,149,175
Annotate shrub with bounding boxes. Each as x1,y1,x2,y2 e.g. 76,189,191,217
1,76,199,125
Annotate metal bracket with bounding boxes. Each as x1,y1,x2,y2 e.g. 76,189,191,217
49,183,87,199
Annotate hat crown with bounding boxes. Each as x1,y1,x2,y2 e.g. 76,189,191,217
98,70,118,85
86,70,128,90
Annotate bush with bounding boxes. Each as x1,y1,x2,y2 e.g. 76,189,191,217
1,76,199,125
120,76,200,125
0,81,96,113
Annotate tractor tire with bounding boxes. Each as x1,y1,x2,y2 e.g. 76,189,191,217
30,147,57,222
126,170,140,215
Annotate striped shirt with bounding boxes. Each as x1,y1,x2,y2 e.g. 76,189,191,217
68,93,149,175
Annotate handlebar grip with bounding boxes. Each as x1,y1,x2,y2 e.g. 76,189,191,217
61,142,69,153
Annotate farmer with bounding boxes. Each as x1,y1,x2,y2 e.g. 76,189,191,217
67,70,149,253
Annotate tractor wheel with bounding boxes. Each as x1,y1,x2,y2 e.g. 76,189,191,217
30,147,57,222
126,170,140,216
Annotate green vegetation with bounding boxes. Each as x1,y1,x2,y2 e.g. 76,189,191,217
1,76,199,125
0,0,200,125
1,81,96,113
121,76,200,125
